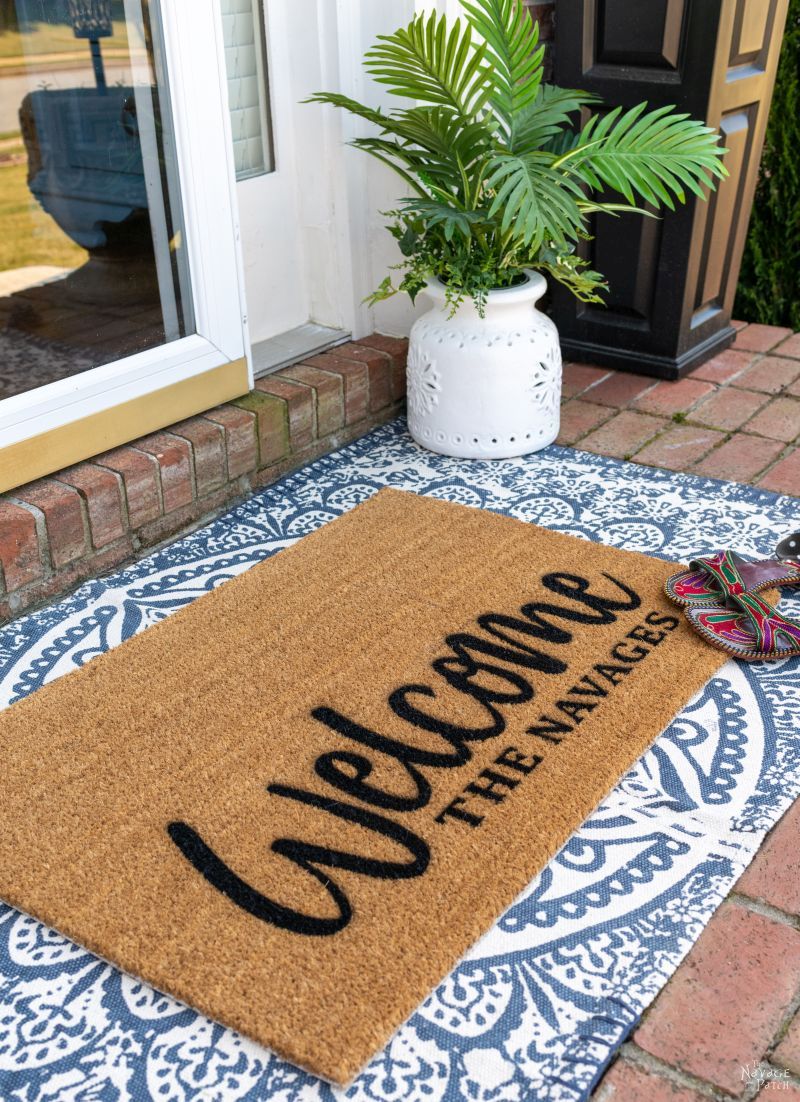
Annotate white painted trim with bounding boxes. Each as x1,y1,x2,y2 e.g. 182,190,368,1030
0,0,250,450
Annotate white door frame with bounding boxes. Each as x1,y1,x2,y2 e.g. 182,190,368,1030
0,0,250,449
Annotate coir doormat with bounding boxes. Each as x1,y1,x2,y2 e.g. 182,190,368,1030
0,488,726,1084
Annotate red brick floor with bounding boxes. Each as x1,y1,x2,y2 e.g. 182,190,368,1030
561,322,800,496
586,325,800,1100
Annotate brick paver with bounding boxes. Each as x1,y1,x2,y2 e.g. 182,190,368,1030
773,1011,800,1076
744,396,800,442
96,448,162,527
690,348,755,384
579,410,665,458
732,355,800,395
776,332,800,360
757,448,800,495
693,433,785,482
0,500,42,591
255,376,315,451
134,433,194,513
583,371,656,408
598,1060,708,1101
562,362,611,398
632,378,715,416
691,387,767,431
633,901,800,1095
280,363,345,437
633,424,722,470
202,404,259,478
57,464,126,549
556,399,614,444
733,323,794,353
171,418,227,496
13,479,87,568
304,353,370,425
736,801,800,915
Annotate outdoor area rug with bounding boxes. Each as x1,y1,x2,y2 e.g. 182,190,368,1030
0,487,725,1085
0,417,799,1101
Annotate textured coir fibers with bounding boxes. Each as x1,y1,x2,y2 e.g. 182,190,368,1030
0,489,726,1083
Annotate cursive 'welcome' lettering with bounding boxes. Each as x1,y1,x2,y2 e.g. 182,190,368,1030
168,572,641,935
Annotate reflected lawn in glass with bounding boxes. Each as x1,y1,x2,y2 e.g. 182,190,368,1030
0,1,193,401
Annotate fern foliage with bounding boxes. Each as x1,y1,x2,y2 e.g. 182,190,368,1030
307,0,727,313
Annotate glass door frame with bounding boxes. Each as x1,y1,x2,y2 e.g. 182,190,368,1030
0,0,251,492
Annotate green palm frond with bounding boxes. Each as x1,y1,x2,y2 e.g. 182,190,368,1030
304,91,392,131
397,198,488,241
348,137,433,197
510,84,600,153
307,4,728,313
393,106,493,173
486,152,586,249
561,103,728,210
365,11,490,120
309,95,491,196
460,0,544,129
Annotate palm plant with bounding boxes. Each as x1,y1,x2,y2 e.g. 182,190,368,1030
308,0,727,314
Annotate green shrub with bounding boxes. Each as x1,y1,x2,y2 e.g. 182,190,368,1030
734,0,800,329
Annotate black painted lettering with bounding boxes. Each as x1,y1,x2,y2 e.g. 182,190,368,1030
628,624,666,646
526,714,573,742
495,745,542,775
389,684,505,764
557,698,597,724
435,796,484,827
465,768,519,803
569,674,608,698
542,572,642,618
609,641,649,664
646,610,679,630
594,662,634,684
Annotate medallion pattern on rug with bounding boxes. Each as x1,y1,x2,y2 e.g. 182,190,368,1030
1,420,798,1102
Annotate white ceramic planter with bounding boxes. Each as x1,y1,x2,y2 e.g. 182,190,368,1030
406,270,562,459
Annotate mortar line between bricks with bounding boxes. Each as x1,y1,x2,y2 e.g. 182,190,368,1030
112,448,165,516
48,474,100,553
765,982,800,1071
158,429,200,500
617,1041,730,1100
728,891,800,931
0,408,403,626
5,495,52,574
751,443,798,485
760,1062,800,1091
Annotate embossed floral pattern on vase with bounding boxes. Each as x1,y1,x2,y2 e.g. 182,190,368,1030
530,342,562,419
407,272,562,459
406,344,442,418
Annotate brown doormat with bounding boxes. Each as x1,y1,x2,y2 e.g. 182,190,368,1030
0,488,726,1083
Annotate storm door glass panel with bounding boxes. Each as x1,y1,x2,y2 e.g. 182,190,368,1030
0,0,194,400
221,0,274,180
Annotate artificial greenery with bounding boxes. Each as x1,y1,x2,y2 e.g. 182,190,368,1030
734,0,799,330
308,0,727,315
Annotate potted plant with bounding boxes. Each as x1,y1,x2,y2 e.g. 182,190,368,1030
309,0,727,459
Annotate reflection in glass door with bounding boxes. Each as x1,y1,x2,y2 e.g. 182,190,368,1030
0,0,194,400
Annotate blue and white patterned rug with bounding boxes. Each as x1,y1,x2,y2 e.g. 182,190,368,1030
1,419,799,1102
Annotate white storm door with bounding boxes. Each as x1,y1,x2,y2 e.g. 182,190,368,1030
0,0,249,491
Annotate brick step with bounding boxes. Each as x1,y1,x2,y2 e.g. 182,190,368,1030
0,336,408,624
